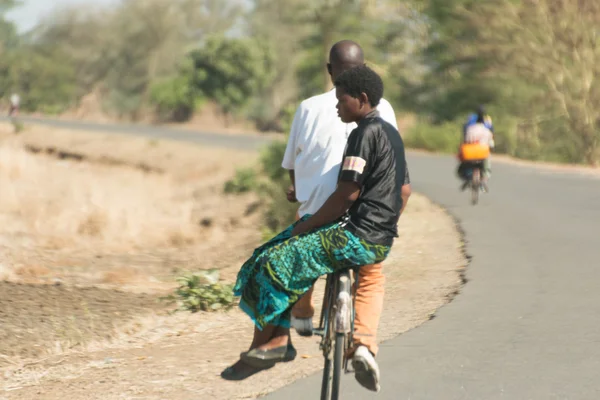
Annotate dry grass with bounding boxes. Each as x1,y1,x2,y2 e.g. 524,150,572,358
0,139,198,250
0,121,467,400
1,194,466,400
0,122,260,254
0,122,265,365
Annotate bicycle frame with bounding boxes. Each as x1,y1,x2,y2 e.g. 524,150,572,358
316,269,357,353
316,267,359,400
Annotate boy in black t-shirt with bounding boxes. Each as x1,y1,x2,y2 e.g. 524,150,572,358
223,66,406,393
334,67,407,246
290,65,406,240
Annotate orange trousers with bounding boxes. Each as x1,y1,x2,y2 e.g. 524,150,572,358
291,215,385,355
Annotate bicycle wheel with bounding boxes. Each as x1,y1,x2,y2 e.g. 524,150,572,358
320,351,333,400
331,332,345,400
471,168,480,205
320,276,336,400
331,271,352,400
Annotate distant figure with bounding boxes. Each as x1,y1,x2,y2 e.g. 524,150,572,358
9,93,20,117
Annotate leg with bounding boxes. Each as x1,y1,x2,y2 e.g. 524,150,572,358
482,158,491,192
457,163,469,191
230,223,388,380
353,263,385,355
249,324,278,350
483,158,492,179
292,284,315,318
291,284,316,335
222,323,281,380
352,263,385,392
291,211,316,335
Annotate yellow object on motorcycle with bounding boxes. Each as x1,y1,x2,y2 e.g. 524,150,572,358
459,143,490,162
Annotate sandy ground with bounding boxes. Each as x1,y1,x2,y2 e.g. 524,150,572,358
0,122,466,399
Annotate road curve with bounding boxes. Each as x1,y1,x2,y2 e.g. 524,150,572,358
266,153,600,399
5,116,600,399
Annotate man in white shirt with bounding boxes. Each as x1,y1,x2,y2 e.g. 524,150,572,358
465,122,495,146
282,40,411,392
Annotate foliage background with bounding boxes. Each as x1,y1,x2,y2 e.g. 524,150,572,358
1,0,599,165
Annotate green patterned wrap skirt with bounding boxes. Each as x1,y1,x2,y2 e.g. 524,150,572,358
233,215,391,330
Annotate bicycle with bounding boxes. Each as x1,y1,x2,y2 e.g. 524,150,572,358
463,160,485,205
315,267,358,400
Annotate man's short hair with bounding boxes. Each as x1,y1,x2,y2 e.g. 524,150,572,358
334,65,383,107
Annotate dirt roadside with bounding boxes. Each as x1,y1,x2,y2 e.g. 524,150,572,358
0,123,467,399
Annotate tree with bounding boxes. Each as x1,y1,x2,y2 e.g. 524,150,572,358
0,46,77,113
245,0,306,131
190,35,275,124
0,0,19,54
397,0,500,121
289,0,365,97
29,0,245,120
149,59,201,122
470,0,600,165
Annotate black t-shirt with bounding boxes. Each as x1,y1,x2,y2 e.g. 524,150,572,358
339,110,407,246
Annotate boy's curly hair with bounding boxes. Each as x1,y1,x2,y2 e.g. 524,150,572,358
334,65,383,107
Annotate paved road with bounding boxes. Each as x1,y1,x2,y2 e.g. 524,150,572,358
0,115,273,151
266,153,600,399
7,117,600,399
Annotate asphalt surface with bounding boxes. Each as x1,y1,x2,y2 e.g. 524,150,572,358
0,115,273,151
266,154,600,399
7,116,600,399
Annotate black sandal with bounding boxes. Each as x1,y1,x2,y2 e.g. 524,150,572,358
241,343,297,369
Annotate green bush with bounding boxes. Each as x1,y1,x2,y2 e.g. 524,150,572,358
149,74,200,122
278,103,297,134
223,138,297,234
223,168,258,194
11,118,24,134
163,270,235,313
404,120,462,154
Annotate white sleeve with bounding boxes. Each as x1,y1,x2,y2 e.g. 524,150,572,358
377,99,399,131
281,104,303,170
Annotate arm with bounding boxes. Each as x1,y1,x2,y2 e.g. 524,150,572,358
282,104,303,171
292,128,373,236
291,181,360,235
282,104,303,202
399,163,411,216
400,184,411,216
377,99,399,130
287,169,297,202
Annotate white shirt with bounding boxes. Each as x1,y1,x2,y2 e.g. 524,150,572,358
465,123,494,148
10,94,19,107
282,89,399,217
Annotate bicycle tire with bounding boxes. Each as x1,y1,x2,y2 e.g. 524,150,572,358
471,168,480,205
320,276,336,400
331,332,345,400
320,351,333,400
